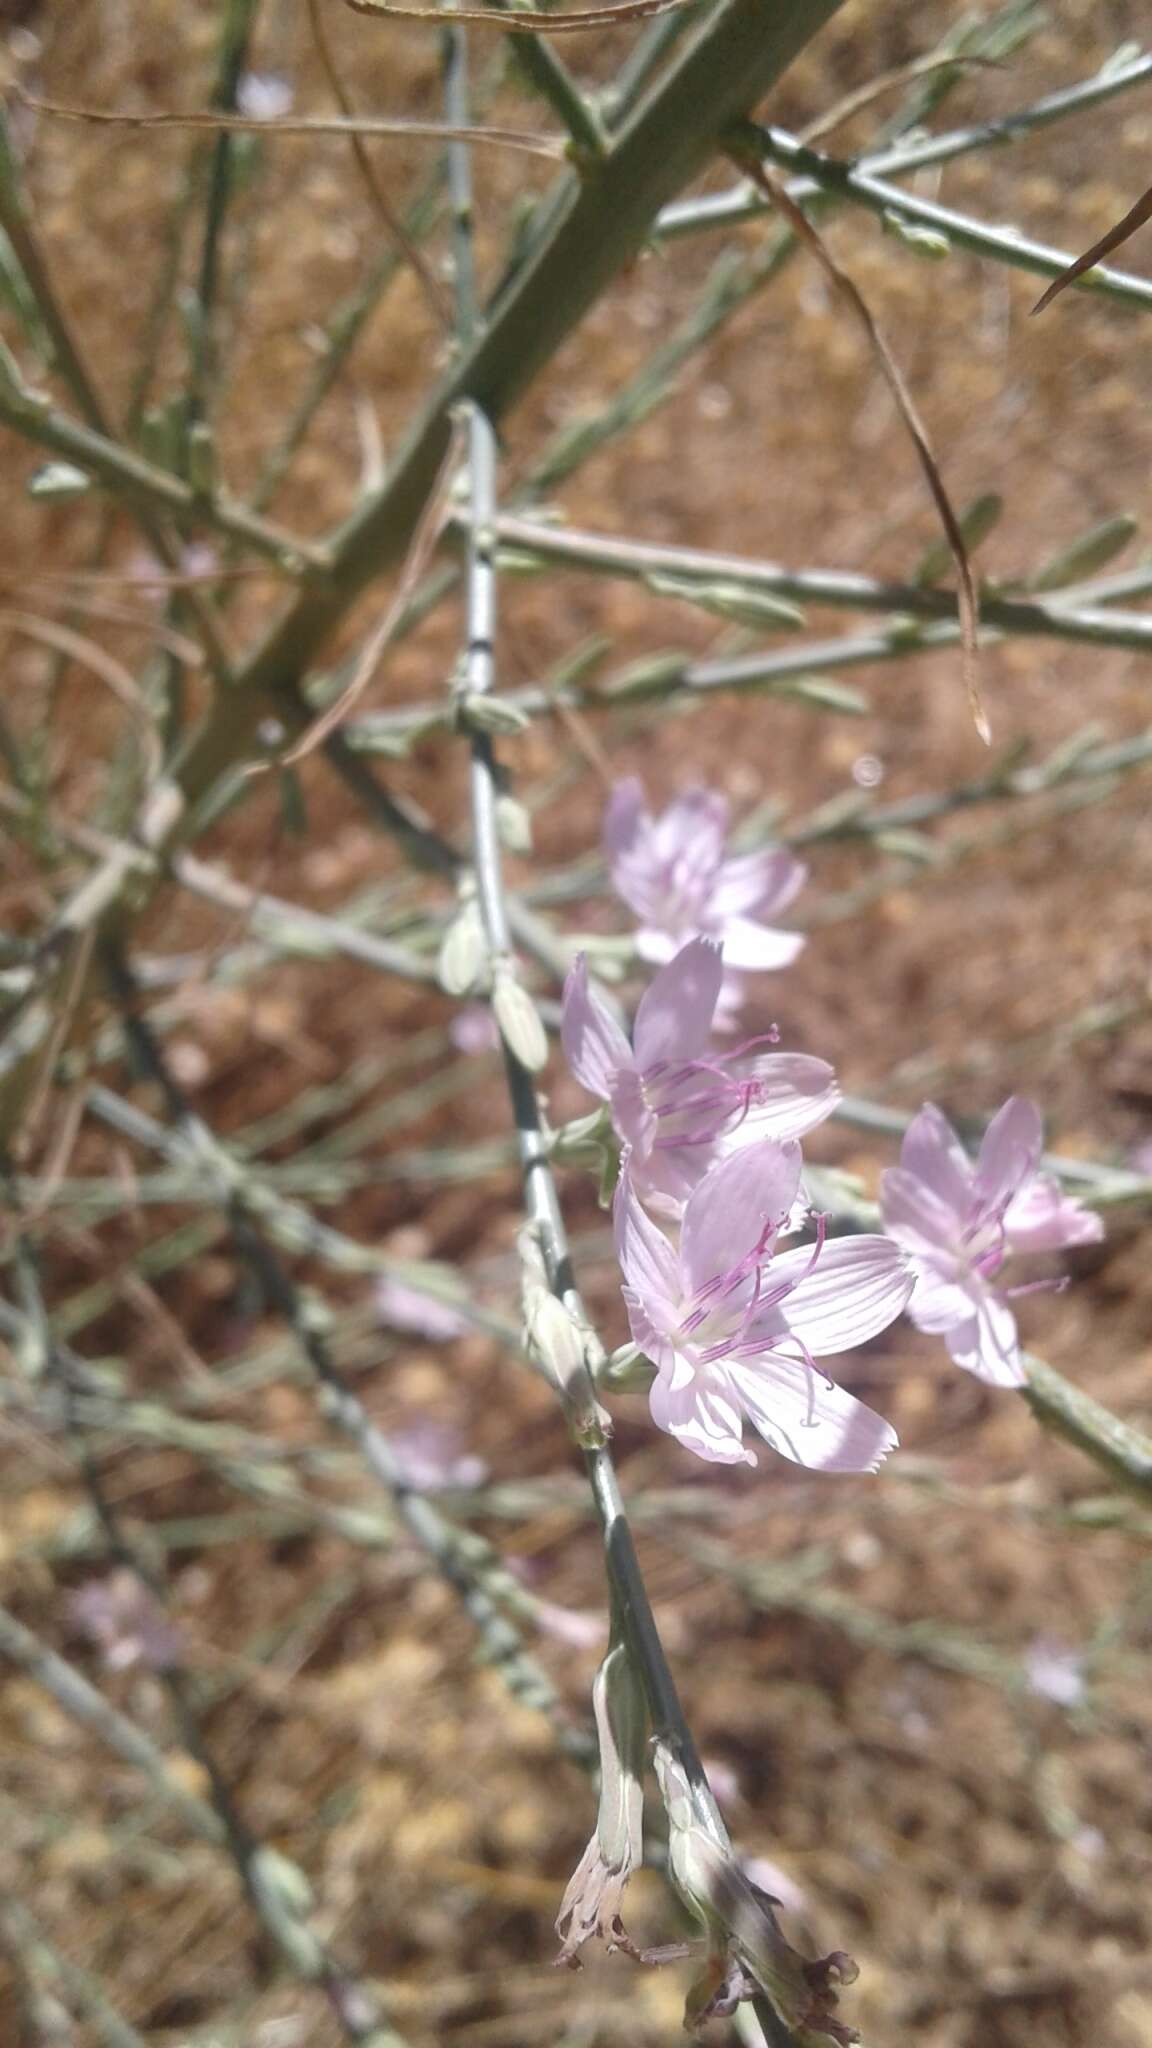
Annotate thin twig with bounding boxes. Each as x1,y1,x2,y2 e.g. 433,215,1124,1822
18,89,564,158
727,128,987,743
344,0,692,29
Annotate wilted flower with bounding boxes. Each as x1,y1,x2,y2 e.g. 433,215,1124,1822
615,1140,910,1470
880,1098,1103,1386
555,1643,646,1964
652,1741,858,2041
562,938,837,1216
604,777,806,1020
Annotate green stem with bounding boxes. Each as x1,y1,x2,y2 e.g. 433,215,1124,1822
0,358,326,570
1023,1356,1152,1506
755,126,1152,310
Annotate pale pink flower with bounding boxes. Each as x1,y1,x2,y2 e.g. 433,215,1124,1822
604,778,806,1023
236,72,294,120
614,1140,910,1470
376,1276,469,1341
562,939,838,1216
449,1003,499,1055
880,1098,1103,1388
388,1422,487,1490
1024,1637,1085,1708
68,1570,183,1672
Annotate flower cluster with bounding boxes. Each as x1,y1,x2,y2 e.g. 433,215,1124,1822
566,882,910,1467
562,780,1104,1473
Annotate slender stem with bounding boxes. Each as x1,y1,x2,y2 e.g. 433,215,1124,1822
99,950,590,1761
0,360,327,570
7,1178,408,2043
754,126,1152,310
1023,1356,1152,1507
495,0,607,158
0,1599,226,1841
444,34,793,2046
0,1895,148,2048
187,0,262,421
166,0,853,811
481,513,1152,655
599,7,697,124
656,49,1152,238
0,107,114,432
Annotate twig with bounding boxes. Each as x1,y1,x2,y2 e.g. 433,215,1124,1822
479,513,1152,655
186,0,261,420
0,1894,148,2048
657,49,1152,240
0,354,327,569
443,29,800,2043
305,0,451,325
96,948,592,1761
18,90,564,159
1033,175,1152,313
726,127,986,742
343,0,693,30
1023,1356,1152,1507
757,126,1152,314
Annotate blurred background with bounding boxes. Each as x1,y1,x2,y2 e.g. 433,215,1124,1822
2,1,1152,2043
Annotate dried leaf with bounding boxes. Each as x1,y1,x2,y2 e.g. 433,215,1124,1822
1032,179,1152,314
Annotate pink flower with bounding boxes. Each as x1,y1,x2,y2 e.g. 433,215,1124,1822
604,778,806,1020
614,1140,910,1470
880,1098,1103,1387
68,1571,184,1672
562,939,838,1215
376,1276,469,1341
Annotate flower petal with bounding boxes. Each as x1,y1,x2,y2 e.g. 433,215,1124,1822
728,1352,897,1472
770,1235,912,1357
652,788,728,878
944,1288,1023,1386
880,1165,963,1258
904,1264,979,1335
710,847,806,921
733,1053,839,1144
680,1140,802,1297
899,1104,973,1218
603,776,646,858
613,1172,680,1342
632,938,722,1068
1004,1174,1105,1254
650,1365,753,1466
709,915,805,972
974,1097,1043,1211
561,955,632,1099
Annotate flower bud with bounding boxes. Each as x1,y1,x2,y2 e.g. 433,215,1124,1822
492,965,548,1071
495,792,533,854
457,693,531,736
519,1227,610,1444
438,899,488,997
